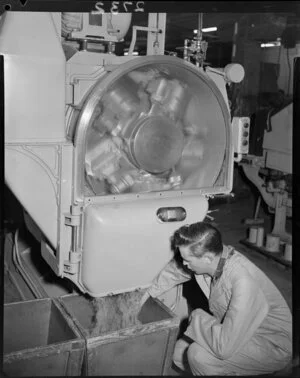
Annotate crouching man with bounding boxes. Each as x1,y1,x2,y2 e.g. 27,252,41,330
141,222,292,375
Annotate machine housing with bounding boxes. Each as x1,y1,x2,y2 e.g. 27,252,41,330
2,12,247,297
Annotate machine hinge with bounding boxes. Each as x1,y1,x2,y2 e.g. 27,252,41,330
65,203,83,226
65,213,81,226
64,250,82,275
64,261,79,275
64,204,83,274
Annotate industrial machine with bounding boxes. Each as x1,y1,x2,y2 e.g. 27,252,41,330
240,100,293,251
1,11,248,301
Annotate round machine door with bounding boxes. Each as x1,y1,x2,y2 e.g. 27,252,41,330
75,56,231,196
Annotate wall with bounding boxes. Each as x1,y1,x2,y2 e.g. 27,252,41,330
261,43,300,95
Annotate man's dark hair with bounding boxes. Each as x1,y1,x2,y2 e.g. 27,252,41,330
171,222,223,257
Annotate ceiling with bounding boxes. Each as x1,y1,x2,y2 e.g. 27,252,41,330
124,12,300,54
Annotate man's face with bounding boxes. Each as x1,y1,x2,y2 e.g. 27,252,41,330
179,245,211,275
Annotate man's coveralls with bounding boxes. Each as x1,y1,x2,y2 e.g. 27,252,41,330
147,245,292,375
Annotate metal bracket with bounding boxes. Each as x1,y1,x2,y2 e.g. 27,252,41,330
104,64,118,72
64,248,82,275
70,250,82,263
64,249,82,275
65,213,81,226
64,204,83,226
63,261,79,275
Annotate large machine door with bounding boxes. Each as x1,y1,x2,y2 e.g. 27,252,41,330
74,55,232,199
71,56,233,297
81,195,208,296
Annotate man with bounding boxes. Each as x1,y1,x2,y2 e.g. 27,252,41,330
141,222,292,375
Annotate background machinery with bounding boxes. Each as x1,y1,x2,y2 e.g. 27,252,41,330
240,96,292,258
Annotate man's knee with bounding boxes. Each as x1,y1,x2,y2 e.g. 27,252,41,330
187,342,221,375
186,343,205,375
173,338,190,371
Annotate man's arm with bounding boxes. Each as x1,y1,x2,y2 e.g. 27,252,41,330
147,257,192,298
184,275,269,359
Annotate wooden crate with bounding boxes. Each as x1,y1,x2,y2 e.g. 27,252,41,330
3,298,85,376
59,290,180,376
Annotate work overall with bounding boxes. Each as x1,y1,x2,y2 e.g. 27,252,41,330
148,245,292,375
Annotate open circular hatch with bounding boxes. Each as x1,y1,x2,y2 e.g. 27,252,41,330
74,56,231,196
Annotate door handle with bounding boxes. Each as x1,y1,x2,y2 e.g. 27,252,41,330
156,207,186,223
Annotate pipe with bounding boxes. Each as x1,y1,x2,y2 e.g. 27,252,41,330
232,22,238,61
4,260,27,301
241,164,275,209
12,229,45,299
234,153,243,163
128,26,137,54
183,39,189,61
197,13,203,41
129,26,159,55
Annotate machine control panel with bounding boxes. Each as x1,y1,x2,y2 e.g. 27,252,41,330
232,117,250,154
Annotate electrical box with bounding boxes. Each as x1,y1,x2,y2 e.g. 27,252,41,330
232,116,250,154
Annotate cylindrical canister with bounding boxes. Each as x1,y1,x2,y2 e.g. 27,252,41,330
284,243,292,261
248,227,258,244
256,227,264,247
265,234,280,253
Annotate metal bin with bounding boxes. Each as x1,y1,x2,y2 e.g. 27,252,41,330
59,290,180,376
3,298,85,376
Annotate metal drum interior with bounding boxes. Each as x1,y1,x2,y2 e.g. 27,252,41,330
80,57,229,196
